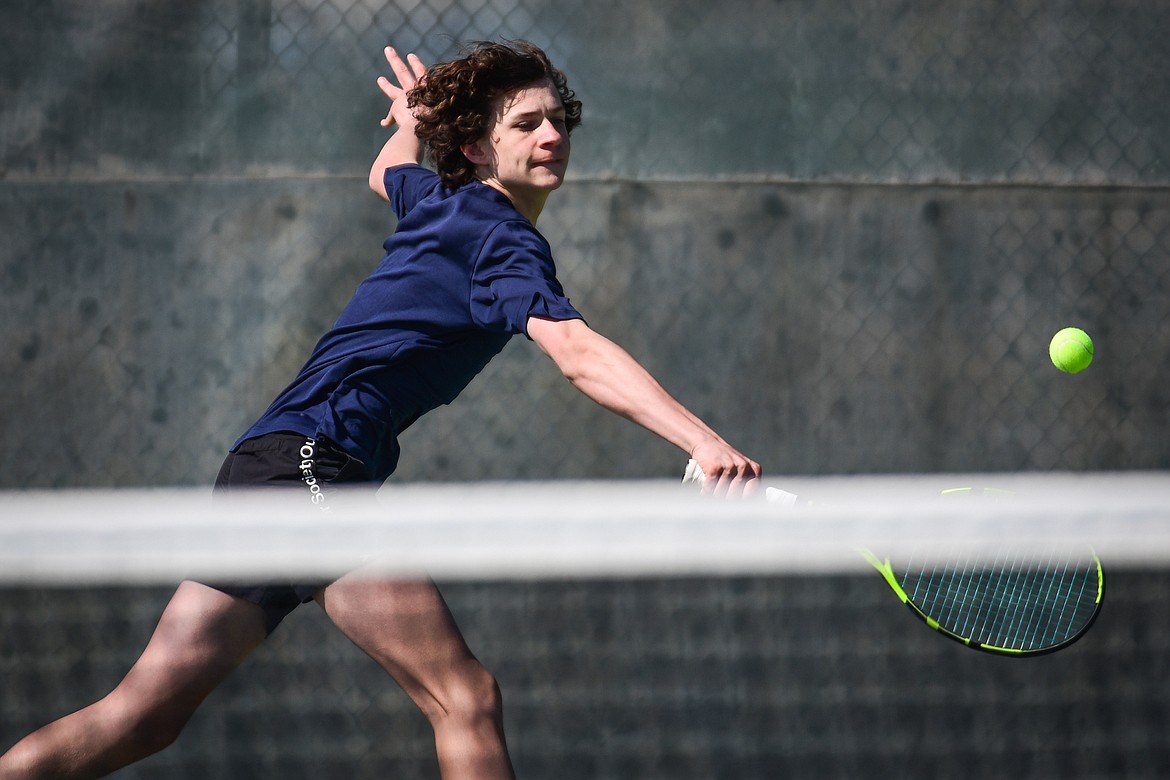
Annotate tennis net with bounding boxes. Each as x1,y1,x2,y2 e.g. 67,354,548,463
2,471,1169,779
2,471,1168,583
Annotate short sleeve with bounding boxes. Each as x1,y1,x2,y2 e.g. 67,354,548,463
470,221,583,335
384,164,442,220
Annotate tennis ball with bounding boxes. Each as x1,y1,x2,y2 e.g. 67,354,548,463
1049,327,1094,373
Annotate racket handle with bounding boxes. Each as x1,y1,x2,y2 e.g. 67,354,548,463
683,459,803,506
682,458,706,486
765,487,800,507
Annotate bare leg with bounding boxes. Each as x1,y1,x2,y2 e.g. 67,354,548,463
315,576,516,780
0,581,267,780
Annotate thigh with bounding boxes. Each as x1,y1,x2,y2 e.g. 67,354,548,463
114,581,268,709
313,576,481,708
208,433,374,634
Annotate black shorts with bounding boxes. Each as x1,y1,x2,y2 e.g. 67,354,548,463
207,432,372,634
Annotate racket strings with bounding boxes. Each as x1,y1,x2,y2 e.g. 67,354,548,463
900,547,1099,651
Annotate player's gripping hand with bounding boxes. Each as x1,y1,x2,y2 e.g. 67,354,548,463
377,46,427,130
686,441,761,498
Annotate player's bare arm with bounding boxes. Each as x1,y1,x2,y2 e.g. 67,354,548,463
527,316,760,496
368,46,427,201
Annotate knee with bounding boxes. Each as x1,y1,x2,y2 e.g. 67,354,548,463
123,711,187,757
430,662,505,728
104,692,192,758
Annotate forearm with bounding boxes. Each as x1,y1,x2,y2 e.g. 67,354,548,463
369,47,427,201
534,320,725,455
530,317,760,492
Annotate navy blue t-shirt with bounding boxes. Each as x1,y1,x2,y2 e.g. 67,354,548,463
234,164,583,480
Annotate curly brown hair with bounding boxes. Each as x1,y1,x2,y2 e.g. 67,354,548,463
408,40,583,190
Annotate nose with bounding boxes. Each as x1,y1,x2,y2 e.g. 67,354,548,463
538,118,567,147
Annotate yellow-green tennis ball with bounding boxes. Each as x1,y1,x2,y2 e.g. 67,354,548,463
1049,327,1094,373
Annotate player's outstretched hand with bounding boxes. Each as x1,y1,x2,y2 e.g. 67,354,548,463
377,46,427,129
687,442,761,499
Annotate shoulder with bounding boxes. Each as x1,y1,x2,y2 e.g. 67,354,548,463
446,186,550,245
462,186,545,236
385,162,437,185
385,164,443,217
478,214,551,260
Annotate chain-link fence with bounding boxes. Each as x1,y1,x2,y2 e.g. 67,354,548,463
5,572,1170,779
3,0,1169,487
5,5,1170,778
8,0,1170,183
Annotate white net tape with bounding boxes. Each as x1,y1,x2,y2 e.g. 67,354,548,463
2,471,1168,583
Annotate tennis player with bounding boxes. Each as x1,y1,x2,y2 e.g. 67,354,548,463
0,41,759,779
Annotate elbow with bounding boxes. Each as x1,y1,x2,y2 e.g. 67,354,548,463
542,337,583,382
551,338,605,388
556,354,586,385
530,318,601,384
369,167,389,201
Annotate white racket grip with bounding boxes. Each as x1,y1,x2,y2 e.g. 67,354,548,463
682,458,706,486
684,459,800,506
765,487,799,507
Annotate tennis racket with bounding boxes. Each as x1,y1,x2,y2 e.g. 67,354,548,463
683,462,1104,656
854,536,1103,656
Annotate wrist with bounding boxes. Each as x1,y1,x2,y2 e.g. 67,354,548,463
686,435,719,458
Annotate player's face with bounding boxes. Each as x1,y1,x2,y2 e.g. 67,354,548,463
464,79,571,220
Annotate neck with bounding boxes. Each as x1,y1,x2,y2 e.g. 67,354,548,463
481,178,548,224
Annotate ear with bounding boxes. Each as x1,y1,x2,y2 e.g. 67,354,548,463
461,140,489,167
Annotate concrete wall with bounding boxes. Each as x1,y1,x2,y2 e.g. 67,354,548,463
3,0,1168,486
3,3,1170,778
